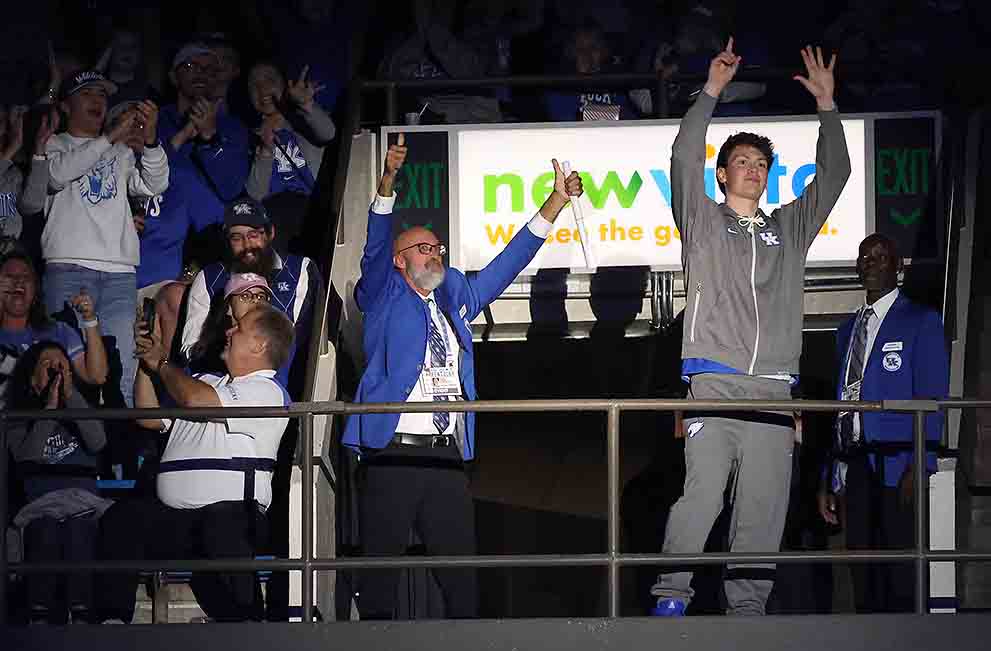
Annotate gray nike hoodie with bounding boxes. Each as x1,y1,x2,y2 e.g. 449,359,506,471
672,92,851,377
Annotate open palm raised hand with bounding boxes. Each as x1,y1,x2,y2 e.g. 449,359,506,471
794,45,837,110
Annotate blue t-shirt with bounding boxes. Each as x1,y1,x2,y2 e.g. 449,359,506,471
0,322,85,408
268,130,316,196
137,163,225,289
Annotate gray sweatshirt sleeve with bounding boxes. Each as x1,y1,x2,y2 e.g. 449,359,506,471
670,92,720,245
127,144,170,197
46,135,114,191
246,149,274,200
779,108,852,251
298,104,336,145
17,157,50,216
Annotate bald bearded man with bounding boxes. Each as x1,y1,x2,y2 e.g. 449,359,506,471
344,134,583,620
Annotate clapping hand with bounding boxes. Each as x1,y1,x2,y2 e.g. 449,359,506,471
704,37,742,98
134,100,160,145
793,45,837,110
107,108,138,145
286,65,324,113
189,97,220,140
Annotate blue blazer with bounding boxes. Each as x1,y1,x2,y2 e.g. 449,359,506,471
835,293,949,486
342,207,545,460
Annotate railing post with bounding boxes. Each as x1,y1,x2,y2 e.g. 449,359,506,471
607,404,620,618
1,413,7,625
301,412,315,623
914,409,930,614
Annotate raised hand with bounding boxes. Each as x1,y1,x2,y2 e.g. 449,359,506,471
794,45,837,110
384,133,407,177
378,133,407,197
34,108,59,155
704,37,742,98
286,65,325,113
551,159,584,202
71,289,96,322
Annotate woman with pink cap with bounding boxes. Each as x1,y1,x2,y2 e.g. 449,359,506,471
186,272,272,374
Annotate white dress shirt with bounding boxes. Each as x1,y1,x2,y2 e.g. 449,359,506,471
397,292,462,435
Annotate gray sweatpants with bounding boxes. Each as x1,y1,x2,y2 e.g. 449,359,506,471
651,373,795,615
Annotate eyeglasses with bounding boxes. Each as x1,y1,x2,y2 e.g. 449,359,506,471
228,229,267,246
233,291,270,304
397,242,447,257
179,61,215,75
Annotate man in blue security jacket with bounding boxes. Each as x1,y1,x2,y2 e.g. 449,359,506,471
344,133,583,620
819,233,948,613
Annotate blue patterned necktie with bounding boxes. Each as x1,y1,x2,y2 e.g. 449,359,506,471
837,306,874,452
426,299,450,434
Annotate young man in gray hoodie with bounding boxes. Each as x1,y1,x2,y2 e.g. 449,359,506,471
651,40,851,616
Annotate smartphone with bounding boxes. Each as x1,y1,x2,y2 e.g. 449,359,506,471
142,297,156,334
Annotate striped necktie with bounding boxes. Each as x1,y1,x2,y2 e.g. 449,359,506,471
426,299,450,434
837,306,874,452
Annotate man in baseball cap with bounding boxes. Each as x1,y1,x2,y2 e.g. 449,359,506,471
61,70,118,101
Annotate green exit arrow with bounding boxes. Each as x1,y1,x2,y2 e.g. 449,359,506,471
890,208,921,226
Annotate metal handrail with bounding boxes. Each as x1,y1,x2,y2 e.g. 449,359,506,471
3,397,988,624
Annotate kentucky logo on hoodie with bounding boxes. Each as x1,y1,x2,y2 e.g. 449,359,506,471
79,156,119,205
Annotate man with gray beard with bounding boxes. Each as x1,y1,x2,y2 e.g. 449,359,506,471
344,134,583,620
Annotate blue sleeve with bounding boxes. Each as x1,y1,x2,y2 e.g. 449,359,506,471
188,175,226,231
914,309,949,444
192,117,251,202
463,225,544,320
57,323,85,361
355,209,395,312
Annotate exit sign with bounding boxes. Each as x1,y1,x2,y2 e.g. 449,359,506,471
874,116,943,261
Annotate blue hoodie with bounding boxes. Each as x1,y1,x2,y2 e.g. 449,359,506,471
136,163,225,289
157,103,250,204
139,104,250,289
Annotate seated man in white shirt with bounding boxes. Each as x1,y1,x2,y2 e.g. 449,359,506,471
93,303,294,624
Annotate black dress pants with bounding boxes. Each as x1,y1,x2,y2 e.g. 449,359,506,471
357,443,478,619
845,454,915,613
95,497,266,622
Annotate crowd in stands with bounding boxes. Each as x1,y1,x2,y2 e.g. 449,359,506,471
0,0,985,627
